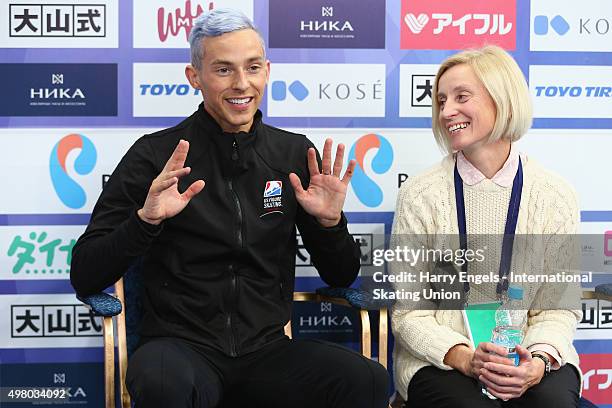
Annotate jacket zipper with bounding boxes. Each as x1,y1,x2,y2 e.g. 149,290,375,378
227,263,237,357
226,140,243,357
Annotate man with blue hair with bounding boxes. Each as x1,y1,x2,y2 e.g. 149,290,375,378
71,8,389,408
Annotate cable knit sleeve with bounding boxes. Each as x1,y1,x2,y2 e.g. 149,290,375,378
390,170,471,370
522,173,582,367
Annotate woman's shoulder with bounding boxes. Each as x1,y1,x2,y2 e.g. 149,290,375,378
522,155,579,215
398,154,454,198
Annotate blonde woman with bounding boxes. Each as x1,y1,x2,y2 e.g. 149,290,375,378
391,46,581,407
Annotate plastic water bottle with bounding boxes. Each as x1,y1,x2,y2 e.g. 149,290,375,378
492,286,526,365
482,286,526,399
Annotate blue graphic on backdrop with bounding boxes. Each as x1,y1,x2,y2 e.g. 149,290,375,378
348,134,393,208
534,15,570,35
269,0,385,49
271,80,309,101
49,134,97,209
0,63,117,116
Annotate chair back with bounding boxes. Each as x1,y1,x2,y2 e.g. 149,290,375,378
122,258,143,358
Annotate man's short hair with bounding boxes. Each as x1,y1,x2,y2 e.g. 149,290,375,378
188,8,266,70
431,45,533,154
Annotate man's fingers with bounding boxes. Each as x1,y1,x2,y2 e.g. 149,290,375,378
341,159,356,185
307,148,320,178
181,180,205,201
150,176,178,194
163,139,190,172
161,167,191,181
321,138,332,175
289,173,306,198
332,143,345,177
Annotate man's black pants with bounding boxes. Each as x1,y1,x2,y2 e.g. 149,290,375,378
126,336,389,408
405,365,580,408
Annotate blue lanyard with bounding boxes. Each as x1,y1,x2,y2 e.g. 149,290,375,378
454,157,523,295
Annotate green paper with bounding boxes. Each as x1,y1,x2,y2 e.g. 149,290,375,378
462,302,502,348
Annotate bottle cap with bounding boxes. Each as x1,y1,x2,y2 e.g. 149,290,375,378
508,286,523,300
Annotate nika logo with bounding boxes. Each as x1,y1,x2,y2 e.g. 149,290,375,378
262,180,283,215
348,134,393,208
400,0,516,50
31,73,85,103
49,134,97,209
300,6,354,34
268,0,384,49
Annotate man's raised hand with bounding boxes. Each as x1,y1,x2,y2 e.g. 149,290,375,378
289,138,356,228
137,140,205,225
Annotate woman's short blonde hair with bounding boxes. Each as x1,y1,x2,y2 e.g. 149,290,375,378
431,45,533,153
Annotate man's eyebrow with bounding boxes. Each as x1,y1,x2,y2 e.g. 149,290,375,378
209,56,265,65
210,59,233,66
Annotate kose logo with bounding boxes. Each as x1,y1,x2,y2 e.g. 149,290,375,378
267,64,385,117
349,134,393,208
49,134,97,209
139,84,201,96
534,15,570,36
271,80,382,102
271,80,309,101
530,1,612,52
534,15,611,37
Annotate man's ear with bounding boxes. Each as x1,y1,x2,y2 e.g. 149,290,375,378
185,65,200,89
265,60,271,84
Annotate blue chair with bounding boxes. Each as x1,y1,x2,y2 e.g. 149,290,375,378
78,260,391,408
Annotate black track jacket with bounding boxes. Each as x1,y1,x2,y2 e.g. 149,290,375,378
70,105,361,356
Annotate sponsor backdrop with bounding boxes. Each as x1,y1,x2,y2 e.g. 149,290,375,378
1,0,612,405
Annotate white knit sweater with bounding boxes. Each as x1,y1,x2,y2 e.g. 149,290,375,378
390,154,582,400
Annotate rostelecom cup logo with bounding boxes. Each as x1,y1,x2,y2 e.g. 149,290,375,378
348,134,393,208
49,134,97,209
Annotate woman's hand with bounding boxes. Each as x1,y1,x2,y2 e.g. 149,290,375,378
469,342,516,378
443,344,474,377
479,345,546,400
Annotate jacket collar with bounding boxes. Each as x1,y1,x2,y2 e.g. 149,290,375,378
194,103,263,176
